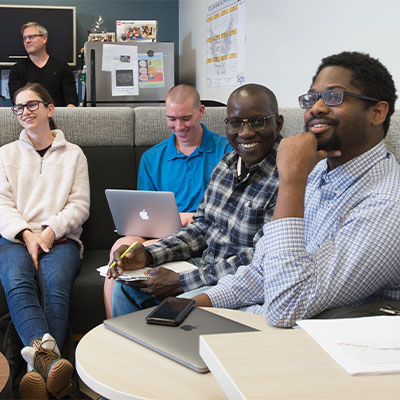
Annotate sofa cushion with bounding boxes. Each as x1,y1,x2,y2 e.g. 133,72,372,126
53,107,135,146
384,110,400,164
80,146,137,251
280,108,304,138
69,250,109,333
0,108,20,144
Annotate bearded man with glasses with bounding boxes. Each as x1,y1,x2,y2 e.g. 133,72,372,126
8,22,78,107
194,51,400,326
109,84,283,317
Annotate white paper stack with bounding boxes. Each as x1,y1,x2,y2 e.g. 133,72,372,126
297,316,400,375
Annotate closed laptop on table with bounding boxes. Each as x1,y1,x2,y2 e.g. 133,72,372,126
105,189,182,238
103,306,258,373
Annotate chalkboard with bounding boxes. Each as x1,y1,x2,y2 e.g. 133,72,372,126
0,5,76,66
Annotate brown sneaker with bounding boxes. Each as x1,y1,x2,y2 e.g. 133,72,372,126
34,346,73,399
19,371,48,399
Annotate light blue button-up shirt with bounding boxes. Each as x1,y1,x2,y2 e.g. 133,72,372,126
206,141,400,327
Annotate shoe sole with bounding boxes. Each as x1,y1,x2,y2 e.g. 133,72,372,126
46,359,74,399
19,371,48,400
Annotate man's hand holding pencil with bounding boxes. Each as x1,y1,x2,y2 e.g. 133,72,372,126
107,241,153,279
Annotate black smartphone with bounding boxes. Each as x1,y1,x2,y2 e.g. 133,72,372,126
146,297,195,326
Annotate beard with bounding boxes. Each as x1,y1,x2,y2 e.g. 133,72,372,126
305,117,341,152
315,131,341,152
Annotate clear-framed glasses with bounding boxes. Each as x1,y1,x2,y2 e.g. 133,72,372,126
11,100,49,115
22,34,44,42
298,90,379,109
224,114,277,132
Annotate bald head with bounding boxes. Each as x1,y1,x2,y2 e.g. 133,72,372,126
165,84,205,149
166,84,201,108
228,84,278,113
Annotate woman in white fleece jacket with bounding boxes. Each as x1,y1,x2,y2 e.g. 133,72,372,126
0,83,89,399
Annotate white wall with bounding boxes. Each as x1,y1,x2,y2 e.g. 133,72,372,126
179,0,400,108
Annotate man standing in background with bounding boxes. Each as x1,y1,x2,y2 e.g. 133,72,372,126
8,22,78,107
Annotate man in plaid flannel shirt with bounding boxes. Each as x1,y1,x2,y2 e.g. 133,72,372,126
108,83,284,316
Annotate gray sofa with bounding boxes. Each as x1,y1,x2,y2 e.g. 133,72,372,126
0,106,228,337
0,106,400,337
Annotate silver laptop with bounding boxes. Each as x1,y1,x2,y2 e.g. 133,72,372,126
105,189,182,238
103,306,258,373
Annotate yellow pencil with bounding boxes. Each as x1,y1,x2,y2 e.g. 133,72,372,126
108,241,139,269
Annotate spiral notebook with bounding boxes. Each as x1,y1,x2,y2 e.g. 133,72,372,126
97,260,198,282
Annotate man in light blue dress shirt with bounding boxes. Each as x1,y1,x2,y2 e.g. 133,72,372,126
195,51,400,327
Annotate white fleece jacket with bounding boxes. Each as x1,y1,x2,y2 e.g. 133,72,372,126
0,129,90,256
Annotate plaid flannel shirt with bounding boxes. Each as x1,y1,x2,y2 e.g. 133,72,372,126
206,141,400,327
147,134,282,291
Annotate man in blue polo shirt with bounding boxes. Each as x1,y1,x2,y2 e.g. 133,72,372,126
104,84,231,317
138,84,232,215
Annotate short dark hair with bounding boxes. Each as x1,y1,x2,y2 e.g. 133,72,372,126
13,82,57,130
313,51,397,136
228,83,279,113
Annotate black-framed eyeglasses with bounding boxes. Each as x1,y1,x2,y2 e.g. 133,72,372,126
22,34,44,42
298,90,379,109
224,114,277,132
12,100,49,115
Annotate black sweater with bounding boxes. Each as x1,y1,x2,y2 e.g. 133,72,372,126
8,56,78,106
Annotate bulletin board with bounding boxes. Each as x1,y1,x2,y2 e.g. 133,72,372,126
0,5,76,66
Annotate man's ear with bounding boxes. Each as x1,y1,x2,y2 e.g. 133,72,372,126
199,104,205,118
275,114,284,133
370,101,389,127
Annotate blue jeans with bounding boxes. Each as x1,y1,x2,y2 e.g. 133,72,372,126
111,258,202,317
112,283,160,317
0,238,80,348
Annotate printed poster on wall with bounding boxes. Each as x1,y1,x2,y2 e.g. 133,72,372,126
206,0,245,88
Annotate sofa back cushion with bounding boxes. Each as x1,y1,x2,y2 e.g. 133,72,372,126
0,108,20,143
53,108,136,251
1,105,400,255
384,110,400,164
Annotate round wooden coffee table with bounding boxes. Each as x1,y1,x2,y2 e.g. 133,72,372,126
76,308,268,399
0,353,10,399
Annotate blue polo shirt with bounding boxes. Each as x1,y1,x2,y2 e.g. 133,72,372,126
137,123,232,212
